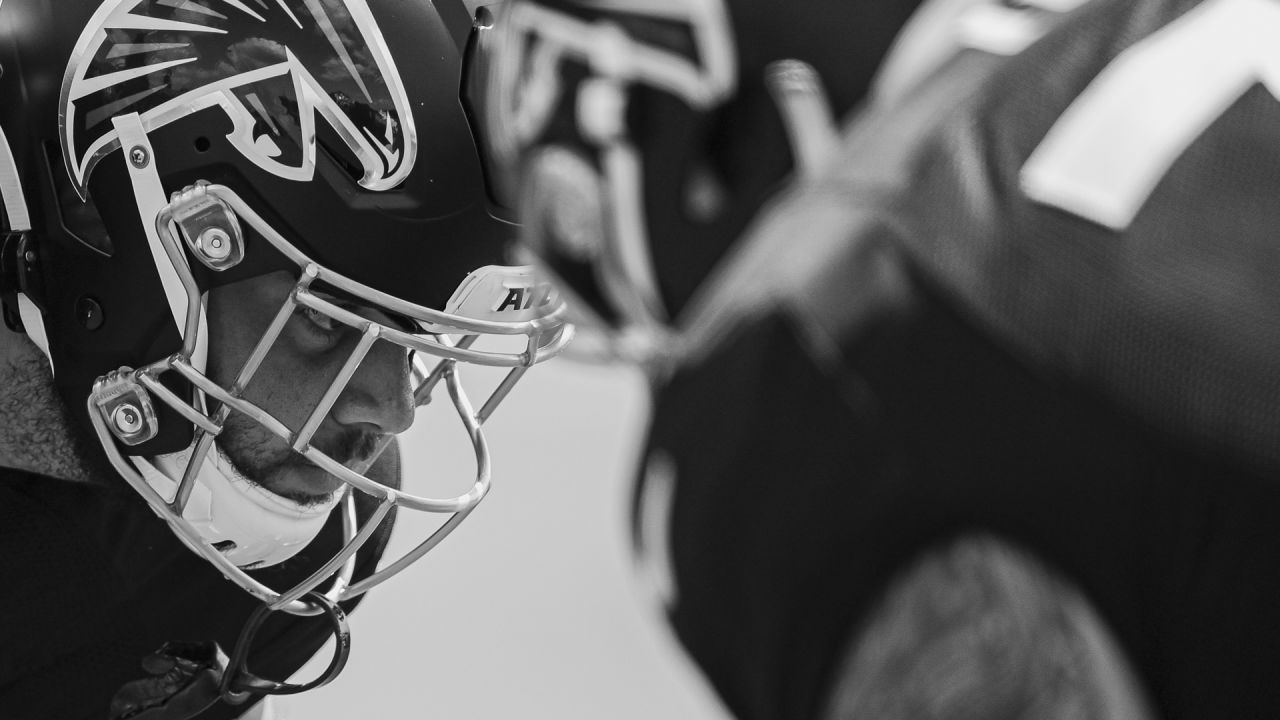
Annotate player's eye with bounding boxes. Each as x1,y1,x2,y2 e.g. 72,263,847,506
300,306,340,333
291,306,351,353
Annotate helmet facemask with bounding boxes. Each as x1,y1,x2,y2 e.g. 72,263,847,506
83,117,571,616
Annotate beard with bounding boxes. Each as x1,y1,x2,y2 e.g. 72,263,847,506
215,409,381,507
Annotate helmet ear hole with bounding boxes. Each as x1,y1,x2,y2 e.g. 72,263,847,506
194,137,212,153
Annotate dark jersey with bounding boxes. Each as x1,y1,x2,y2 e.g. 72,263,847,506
0,467,394,720
635,0,1280,718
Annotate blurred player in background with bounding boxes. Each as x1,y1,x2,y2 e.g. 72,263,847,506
0,0,567,718
475,0,1280,718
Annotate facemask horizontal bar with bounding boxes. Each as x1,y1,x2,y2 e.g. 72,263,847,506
293,286,574,368
195,186,572,336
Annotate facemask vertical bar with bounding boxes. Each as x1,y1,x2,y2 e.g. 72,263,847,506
412,360,452,404
230,280,312,398
291,323,380,453
477,365,528,424
166,360,235,511
409,335,477,406
135,369,221,511
409,352,438,404
174,427,219,511
322,492,362,601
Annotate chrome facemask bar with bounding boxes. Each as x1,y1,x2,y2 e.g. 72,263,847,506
88,176,571,617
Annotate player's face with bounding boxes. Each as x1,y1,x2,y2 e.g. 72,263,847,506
206,271,414,505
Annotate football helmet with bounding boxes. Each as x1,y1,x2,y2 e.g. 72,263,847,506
0,0,570,619
470,0,922,367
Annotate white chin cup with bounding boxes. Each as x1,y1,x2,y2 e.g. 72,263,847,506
132,443,342,569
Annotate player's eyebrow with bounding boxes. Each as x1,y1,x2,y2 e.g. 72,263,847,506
308,286,423,333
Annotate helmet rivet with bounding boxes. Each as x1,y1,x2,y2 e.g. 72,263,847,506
197,227,232,260
76,296,104,331
129,145,150,169
112,403,144,435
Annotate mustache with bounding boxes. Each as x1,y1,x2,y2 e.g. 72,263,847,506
309,429,385,467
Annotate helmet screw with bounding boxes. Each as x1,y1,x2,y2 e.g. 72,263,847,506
112,403,144,435
196,227,232,261
129,145,150,169
75,296,104,331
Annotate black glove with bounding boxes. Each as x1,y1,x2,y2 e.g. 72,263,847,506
108,641,230,720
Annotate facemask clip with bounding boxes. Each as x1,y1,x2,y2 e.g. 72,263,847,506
169,182,245,272
92,367,160,446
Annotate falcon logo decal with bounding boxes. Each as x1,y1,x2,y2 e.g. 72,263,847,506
61,0,415,198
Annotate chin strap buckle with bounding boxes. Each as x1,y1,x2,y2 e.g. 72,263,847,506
108,641,229,720
0,231,45,334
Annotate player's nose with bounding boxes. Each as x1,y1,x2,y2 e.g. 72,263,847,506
330,337,414,436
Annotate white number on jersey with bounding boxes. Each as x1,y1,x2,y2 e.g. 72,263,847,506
1021,0,1280,230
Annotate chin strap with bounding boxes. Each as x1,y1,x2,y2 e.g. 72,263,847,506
108,592,352,720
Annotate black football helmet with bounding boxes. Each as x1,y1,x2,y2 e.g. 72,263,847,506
0,0,570,616
468,0,921,367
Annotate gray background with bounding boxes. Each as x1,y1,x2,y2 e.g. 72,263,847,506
287,359,730,719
